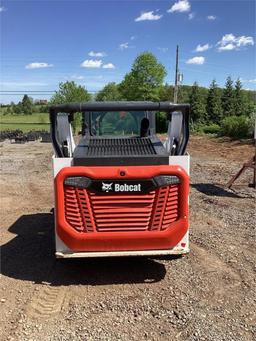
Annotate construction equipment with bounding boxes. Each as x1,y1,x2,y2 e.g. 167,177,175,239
227,121,256,189
50,101,190,258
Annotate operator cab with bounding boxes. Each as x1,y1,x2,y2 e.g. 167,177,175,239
50,101,189,166
82,110,154,137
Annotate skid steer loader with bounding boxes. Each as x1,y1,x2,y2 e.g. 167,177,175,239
50,101,190,258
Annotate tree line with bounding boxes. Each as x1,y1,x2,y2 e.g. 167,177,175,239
2,52,255,138
95,53,255,138
2,95,48,115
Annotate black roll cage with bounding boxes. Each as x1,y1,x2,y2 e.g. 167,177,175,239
49,101,190,158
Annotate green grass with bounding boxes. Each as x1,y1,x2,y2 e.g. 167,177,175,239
0,123,50,132
0,112,49,123
0,113,50,132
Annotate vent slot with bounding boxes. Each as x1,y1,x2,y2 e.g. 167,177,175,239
87,137,156,156
64,184,179,233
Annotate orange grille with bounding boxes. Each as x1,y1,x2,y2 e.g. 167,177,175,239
64,184,179,233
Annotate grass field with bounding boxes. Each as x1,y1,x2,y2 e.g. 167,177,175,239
0,113,50,132
0,123,50,132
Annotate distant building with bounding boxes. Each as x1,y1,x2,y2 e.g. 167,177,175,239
35,99,48,105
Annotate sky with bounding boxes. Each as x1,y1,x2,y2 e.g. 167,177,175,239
0,0,255,103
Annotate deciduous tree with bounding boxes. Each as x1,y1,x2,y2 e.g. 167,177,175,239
120,52,166,101
95,82,122,101
21,94,33,115
51,81,91,132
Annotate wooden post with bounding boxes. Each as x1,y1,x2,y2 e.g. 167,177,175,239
173,45,179,104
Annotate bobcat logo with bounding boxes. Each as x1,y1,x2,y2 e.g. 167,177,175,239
102,182,113,192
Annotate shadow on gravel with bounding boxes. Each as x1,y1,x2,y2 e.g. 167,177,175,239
192,183,241,198
1,213,167,286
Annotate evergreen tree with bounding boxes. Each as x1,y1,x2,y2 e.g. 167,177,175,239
158,84,174,101
189,82,206,122
206,79,223,123
222,76,235,117
178,85,191,103
234,78,244,116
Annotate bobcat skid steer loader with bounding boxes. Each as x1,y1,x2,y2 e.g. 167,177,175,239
50,101,190,258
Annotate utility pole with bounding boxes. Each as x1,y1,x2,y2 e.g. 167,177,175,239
173,45,179,104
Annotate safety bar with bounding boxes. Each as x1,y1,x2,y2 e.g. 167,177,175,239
49,101,190,157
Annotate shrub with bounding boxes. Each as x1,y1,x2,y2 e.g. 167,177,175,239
190,123,220,135
219,115,254,139
202,124,220,135
190,122,209,134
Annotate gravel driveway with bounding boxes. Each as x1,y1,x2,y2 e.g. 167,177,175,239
0,136,255,341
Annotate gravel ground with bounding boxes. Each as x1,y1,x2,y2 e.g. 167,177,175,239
0,136,255,341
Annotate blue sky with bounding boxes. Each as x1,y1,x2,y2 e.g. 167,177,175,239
1,0,255,103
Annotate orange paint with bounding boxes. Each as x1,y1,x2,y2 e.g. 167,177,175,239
55,165,189,252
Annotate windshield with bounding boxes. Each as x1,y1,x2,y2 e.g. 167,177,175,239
90,111,147,136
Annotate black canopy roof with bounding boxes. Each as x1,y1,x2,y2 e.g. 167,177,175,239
49,101,190,114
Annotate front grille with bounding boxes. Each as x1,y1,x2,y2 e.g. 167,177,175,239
87,137,156,156
90,191,155,232
64,184,179,233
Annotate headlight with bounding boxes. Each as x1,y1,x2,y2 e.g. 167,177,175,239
64,176,92,189
153,175,180,187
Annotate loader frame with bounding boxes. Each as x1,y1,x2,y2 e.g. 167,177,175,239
50,101,190,258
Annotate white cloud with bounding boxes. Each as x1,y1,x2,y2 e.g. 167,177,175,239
186,56,205,65
157,47,169,53
219,33,236,44
80,59,102,68
0,6,6,12
1,81,48,87
130,36,136,41
79,60,115,69
71,75,85,80
217,33,254,51
102,63,115,69
218,43,236,51
207,15,216,20
236,36,254,47
194,43,211,52
188,12,195,20
119,41,135,50
25,62,53,69
241,78,256,84
88,51,106,57
135,11,162,22
167,0,191,13
119,42,129,50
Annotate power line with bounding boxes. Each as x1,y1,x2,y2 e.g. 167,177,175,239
0,90,100,95
0,90,57,93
